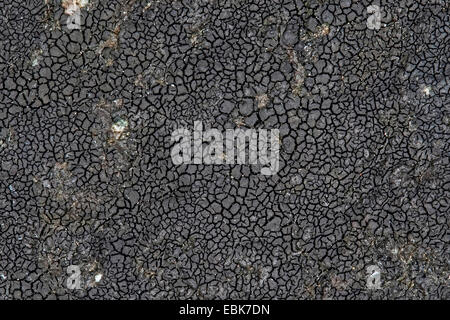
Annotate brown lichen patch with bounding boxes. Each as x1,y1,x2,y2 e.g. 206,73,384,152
312,24,330,38
94,98,112,112
37,251,64,277
186,14,209,47
134,73,148,89
292,65,305,96
234,117,246,128
42,0,61,31
286,48,306,96
96,25,121,55
286,48,297,65
255,93,270,109
93,0,134,56
155,77,168,86
36,169,103,231
136,257,158,279
105,58,114,67
54,162,69,172
33,162,102,229
53,161,70,182
330,274,348,290
49,162,76,202
104,34,119,49
301,23,331,41
113,98,124,109
190,29,204,46
93,98,123,115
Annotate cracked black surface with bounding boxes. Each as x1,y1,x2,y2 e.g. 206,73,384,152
0,0,449,299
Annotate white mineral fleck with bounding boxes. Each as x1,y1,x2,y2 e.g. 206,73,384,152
95,273,102,283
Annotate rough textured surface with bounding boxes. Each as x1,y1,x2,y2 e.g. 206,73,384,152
0,0,448,299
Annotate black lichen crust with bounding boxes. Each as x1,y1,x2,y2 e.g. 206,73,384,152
0,0,449,299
